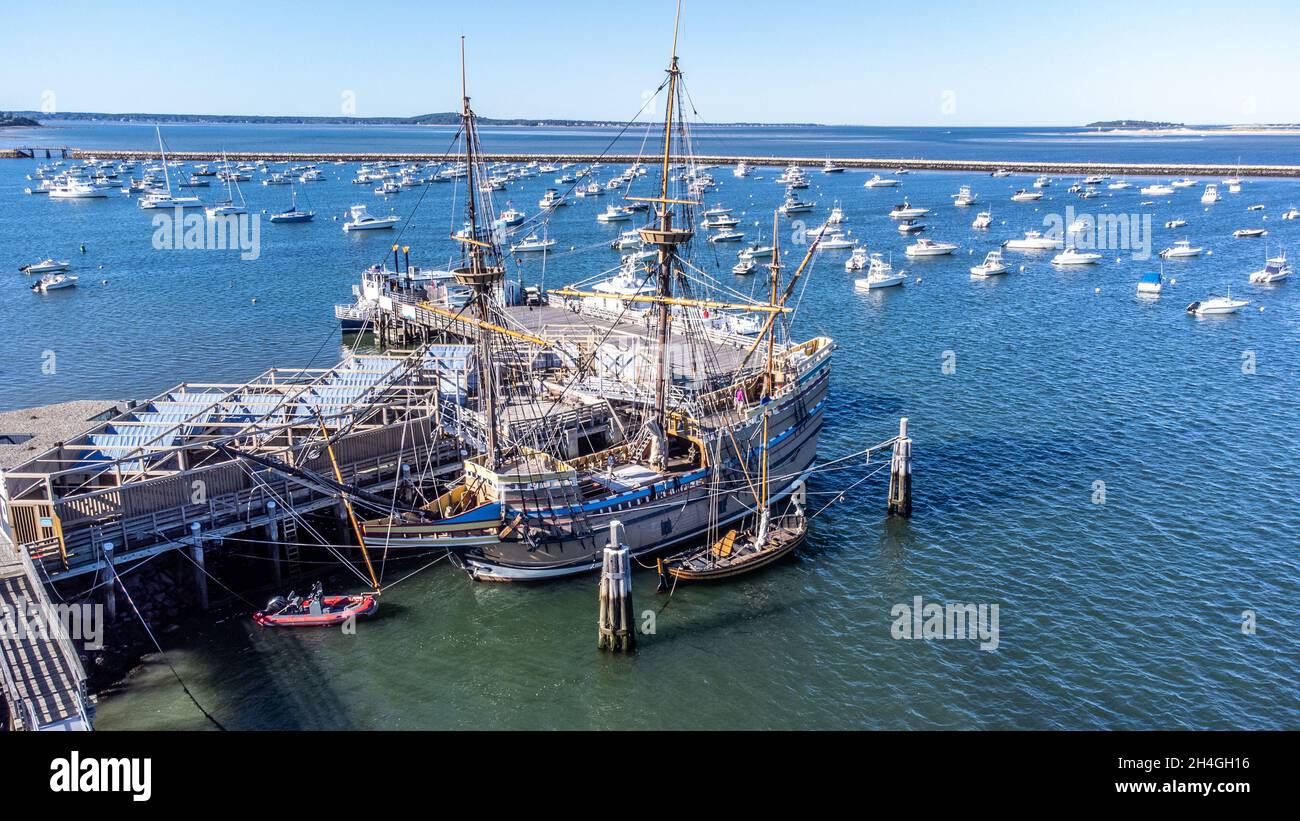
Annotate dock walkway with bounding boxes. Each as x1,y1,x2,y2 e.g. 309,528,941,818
0,548,91,730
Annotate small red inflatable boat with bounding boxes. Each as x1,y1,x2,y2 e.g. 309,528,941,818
253,592,377,627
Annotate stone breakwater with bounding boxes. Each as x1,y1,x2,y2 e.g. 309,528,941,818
14,149,1300,178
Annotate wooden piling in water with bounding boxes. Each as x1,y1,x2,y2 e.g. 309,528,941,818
190,522,209,610
887,418,913,517
597,520,635,653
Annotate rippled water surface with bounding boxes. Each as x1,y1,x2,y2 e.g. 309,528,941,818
2,130,1297,729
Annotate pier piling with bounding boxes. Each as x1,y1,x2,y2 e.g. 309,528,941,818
102,542,117,623
190,522,209,611
887,418,913,517
597,521,635,653
265,501,282,587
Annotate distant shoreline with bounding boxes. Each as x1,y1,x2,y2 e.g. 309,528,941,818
12,112,821,129
1077,126,1300,137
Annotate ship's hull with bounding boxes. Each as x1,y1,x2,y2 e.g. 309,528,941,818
457,363,830,581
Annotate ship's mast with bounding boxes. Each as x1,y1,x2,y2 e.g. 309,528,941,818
764,211,781,398
453,36,505,470
631,0,694,467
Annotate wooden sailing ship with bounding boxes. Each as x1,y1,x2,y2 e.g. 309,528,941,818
357,7,835,581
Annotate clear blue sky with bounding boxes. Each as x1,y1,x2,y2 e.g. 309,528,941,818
4,0,1298,126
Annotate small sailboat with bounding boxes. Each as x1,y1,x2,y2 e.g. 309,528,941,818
270,187,316,223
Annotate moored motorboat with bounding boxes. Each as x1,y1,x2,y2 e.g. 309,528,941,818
1137,271,1164,295
20,258,70,275
905,238,957,257
1187,294,1249,315
1159,239,1203,258
970,250,1008,277
1003,230,1061,250
253,583,378,628
342,204,400,231
1249,253,1290,283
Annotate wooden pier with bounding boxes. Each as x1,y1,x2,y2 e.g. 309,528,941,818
10,148,1296,178
0,547,91,730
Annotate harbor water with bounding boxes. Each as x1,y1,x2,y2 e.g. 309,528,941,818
1,125,1297,729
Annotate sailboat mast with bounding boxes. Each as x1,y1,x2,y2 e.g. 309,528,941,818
157,127,173,195
764,211,780,396
453,36,503,470
648,0,687,453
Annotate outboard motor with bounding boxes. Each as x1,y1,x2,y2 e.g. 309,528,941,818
265,595,288,613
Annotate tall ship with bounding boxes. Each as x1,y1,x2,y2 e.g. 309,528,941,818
359,15,835,581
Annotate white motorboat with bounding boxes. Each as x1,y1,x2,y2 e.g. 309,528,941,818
1283,206,1300,220
896,219,926,234
1137,272,1164,295
1247,204,1265,211
821,160,844,174
844,246,869,271
138,190,204,209
779,194,814,214
1004,230,1062,250
991,168,1013,178
596,204,633,223
1187,294,1249,315
826,203,847,225
970,250,1008,277
905,238,958,257
739,243,775,260
342,204,400,231
19,258,70,275
49,179,110,199
1165,218,1188,229
888,200,928,219
1052,247,1103,265
1200,184,1221,204
1141,183,1175,196
1107,180,1133,190
952,186,978,207
1083,175,1107,185
1171,178,1197,188
510,230,557,253
1159,239,1203,258
701,214,740,229
300,168,325,182
817,231,855,250
863,174,900,188
611,229,643,250
854,254,906,289
971,211,993,229
30,273,78,292
497,208,526,227
732,259,756,275
1249,253,1290,283
1233,228,1267,238
1011,189,1042,201
701,205,733,218
538,189,567,209
1032,175,1052,188
733,161,751,178
709,229,745,243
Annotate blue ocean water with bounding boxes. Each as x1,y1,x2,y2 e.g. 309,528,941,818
2,126,1297,729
